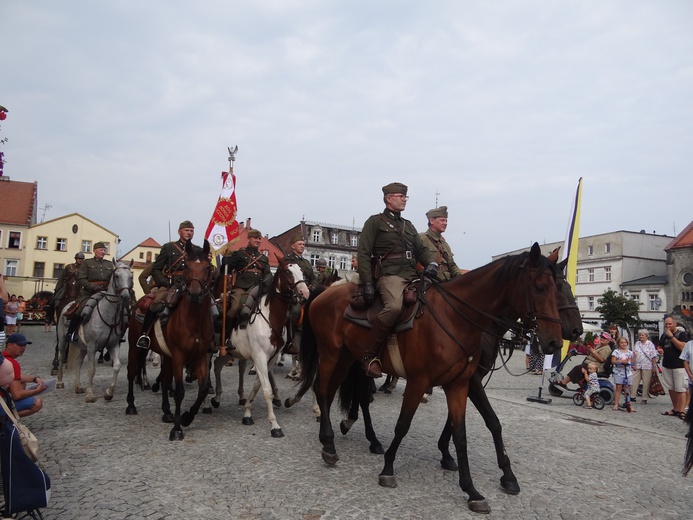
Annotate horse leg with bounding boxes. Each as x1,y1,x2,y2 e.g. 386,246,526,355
210,353,227,408
437,416,457,471
316,352,352,464
84,346,97,403
268,369,281,408
181,359,210,427
237,358,247,406
169,371,185,441
468,375,519,495
74,348,87,395
56,327,67,390
103,343,121,401
126,345,138,415
248,362,283,437
445,383,490,513
359,384,384,454
160,360,174,423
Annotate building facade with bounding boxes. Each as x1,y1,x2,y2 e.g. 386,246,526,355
664,221,693,313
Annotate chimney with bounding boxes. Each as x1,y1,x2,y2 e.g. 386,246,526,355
246,218,252,230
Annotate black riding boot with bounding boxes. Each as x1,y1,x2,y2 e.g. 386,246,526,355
66,316,82,343
137,311,156,349
361,317,390,378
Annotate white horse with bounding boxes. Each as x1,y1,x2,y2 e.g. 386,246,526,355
210,258,309,437
56,259,133,403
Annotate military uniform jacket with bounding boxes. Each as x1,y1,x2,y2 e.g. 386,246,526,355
285,253,317,287
358,210,436,285
222,247,272,290
419,229,462,281
151,240,201,287
78,257,115,297
54,262,80,299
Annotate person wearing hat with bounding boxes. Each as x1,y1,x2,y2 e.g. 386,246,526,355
285,234,317,287
3,334,46,417
314,258,330,287
419,206,462,281
53,251,86,310
65,241,115,342
136,220,204,349
357,182,439,377
220,229,272,330
553,331,614,387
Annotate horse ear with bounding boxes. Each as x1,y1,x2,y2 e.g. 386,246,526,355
203,239,210,257
557,257,568,273
547,247,561,263
112,257,117,267
529,242,542,264
129,258,134,269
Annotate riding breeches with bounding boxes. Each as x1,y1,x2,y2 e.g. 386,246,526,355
376,275,409,326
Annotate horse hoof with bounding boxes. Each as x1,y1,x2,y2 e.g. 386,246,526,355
242,417,254,426
125,406,138,415
291,376,300,382
321,449,339,466
272,398,281,408
315,415,320,422
51,368,58,376
202,407,212,414
369,444,385,455
468,499,491,514
500,478,521,495
378,474,397,488
97,358,104,364
75,388,85,394
169,430,184,441
248,369,256,375
270,428,284,438
56,382,64,390
440,458,458,472
151,383,160,393
181,412,194,427
103,393,114,402
162,413,174,423
211,398,220,409
143,383,151,391
85,396,96,404
284,398,293,408
340,421,351,435
238,399,247,406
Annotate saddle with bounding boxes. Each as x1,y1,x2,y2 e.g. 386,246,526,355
344,279,428,332
134,293,171,327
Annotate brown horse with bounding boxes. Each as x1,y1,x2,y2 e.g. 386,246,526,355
125,240,215,441
297,243,564,513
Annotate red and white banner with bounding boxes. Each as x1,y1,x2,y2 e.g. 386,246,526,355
205,171,240,250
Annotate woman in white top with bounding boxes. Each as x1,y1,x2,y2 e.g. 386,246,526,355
630,329,659,404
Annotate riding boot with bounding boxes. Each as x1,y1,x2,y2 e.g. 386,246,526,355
361,317,390,378
283,325,299,356
66,316,82,343
137,311,156,349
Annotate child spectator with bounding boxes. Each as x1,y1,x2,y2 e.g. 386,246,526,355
582,362,600,409
611,337,634,411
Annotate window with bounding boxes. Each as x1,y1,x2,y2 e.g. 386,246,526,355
8,231,21,249
146,251,152,262
339,257,348,270
587,245,593,256
4,260,18,276
82,240,92,253
139,252,144,259
36,236,47,250
56,238,67,251
53,263,65,278
588,268,595,282
649,294,659,311
588,296,595,311
309,254,320,266
33,262,45,278
331,233,338,245
312,230,321,243
604,242,611,254
328,256,336,268
351,236,358,247
630,294,640,304
604,266,611,282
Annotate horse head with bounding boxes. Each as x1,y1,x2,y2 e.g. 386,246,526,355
110,258,134,306
183,240,213,303
547,247,583,341
275,256,310,302
509,243,563,354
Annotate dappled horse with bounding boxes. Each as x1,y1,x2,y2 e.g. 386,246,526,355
56,259,133,403
125,240,215,441
297,243,564,513
211,257,309,437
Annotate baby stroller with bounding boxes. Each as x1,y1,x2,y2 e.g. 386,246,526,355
572,380,605,410
548,348,615,405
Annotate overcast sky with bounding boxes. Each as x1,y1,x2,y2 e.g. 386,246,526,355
2,1,691,269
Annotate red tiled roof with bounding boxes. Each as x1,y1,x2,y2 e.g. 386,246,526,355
217,221,284,267
139,237,161,248
0,179,37,226
664,221,693,251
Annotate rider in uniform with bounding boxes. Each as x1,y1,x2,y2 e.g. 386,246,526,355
65,242,114,342
419,206,462,281
221,229,272,325
53,252,85,308
314,258,329,287
357,182,438,377
283,234,316,355
136,220,201,349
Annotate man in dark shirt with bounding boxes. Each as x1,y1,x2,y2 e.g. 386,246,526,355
657,316,690,417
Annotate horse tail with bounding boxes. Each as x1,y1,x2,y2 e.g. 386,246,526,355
683,406,693,476
296,291,322,398
338,362,375,417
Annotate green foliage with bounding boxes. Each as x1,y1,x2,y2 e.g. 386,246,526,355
595,289,641,329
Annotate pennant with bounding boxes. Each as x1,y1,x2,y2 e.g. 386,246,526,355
559,177,583,360
205,171,240,252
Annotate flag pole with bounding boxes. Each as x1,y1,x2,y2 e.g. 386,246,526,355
219,146,238,356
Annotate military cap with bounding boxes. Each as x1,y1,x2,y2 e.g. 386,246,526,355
93,242,107,250
75,252,86,259
247,229,262,239
179,220,194,230
290,233,305,244
382,182,408,195
426,206,448,219
316,258,327,267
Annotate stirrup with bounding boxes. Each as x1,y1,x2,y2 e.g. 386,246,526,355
363,357,382,378
66,332,77,343
136,335,151,349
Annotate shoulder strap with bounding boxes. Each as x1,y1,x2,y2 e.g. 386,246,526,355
0,395,21,424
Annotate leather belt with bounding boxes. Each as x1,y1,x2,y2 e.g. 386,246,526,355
382,251,413,261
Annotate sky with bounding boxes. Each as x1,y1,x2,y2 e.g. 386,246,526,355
1,1,692,269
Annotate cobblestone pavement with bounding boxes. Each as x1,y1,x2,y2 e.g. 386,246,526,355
10,327,693,519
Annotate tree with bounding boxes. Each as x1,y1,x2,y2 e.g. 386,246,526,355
595,289,641,340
